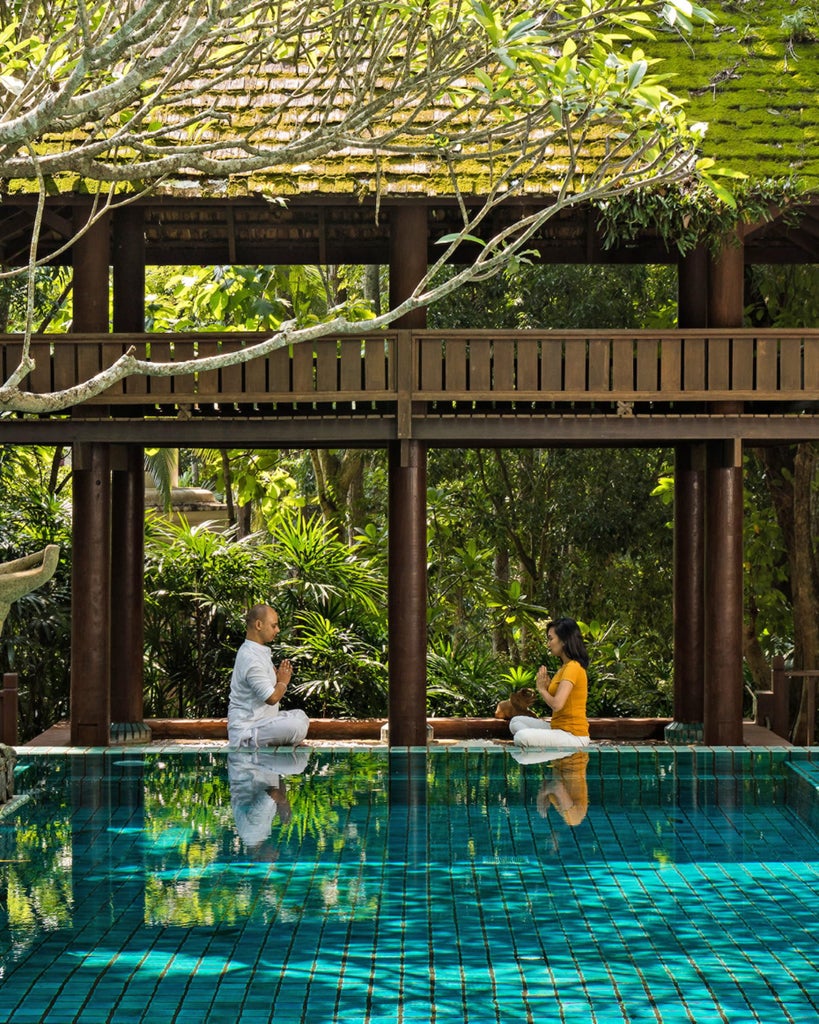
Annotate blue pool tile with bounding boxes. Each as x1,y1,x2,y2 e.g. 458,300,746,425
6,747,819,1024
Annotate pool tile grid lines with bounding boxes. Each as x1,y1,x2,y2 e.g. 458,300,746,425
6,743,819,1024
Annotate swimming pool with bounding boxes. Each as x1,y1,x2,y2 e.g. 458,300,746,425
2,745,818,1023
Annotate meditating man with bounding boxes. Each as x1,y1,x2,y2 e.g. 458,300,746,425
227,604,310,748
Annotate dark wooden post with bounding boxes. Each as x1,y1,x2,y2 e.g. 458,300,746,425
671,444,706,738
668,247,710,742
388,205,428,747
111,207,148,741
71,209,112,747
2,673,18,746
678,245,709,328
71,443,112,746
110,446,147,733
704,234,745,745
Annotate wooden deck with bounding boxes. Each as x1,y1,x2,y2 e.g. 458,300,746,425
22,718,794,747
2,328,818,445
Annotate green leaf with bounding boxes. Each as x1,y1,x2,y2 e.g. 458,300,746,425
435,233,486,247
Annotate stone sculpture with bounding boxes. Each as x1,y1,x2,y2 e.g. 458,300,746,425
0,545,60,636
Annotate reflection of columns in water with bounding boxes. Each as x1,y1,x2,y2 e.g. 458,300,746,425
384,750,430,1013
388,749,428,856
70,756,147,940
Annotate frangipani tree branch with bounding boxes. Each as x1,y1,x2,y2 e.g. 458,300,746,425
0,0,723,412
0,126,702,413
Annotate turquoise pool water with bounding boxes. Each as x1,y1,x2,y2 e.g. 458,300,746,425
2,745,819,1023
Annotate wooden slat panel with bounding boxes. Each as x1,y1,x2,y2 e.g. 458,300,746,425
118,338,147,396
315,339,339,393
339,339,362,392
266,346,290,397
419,337,443,391
804,335,819,396
780,336,803,392
492,338,515,391
76,338,102,389
659,336,682,393
219,337,244,396
587,338,610,393
171,338,196,397
147,338,172,395
756,336,778,393
564,339,586,393
708,335,730,391
243,346,267,397
540,338,563,391
28,340,52,394
516,338,539,391
364,338,390,392
635,338,659,392
292,342,315,393
101,340,125,396
4,342,24,388
732,336,754,392
683,336,706,391
52,338,76,391
195,337,219,398
441,338,465,392
611,338,634,393
469,338,491,392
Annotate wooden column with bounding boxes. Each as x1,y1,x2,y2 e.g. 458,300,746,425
111,208,147,738
71,210,112,746
672,444,706,730
678,245,709,328
110,445,146,728
388,205,429,747
704,439,745,745
704,234,745,745
668,247,709,742
71,443,112,746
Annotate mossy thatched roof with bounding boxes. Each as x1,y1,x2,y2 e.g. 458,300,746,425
654,0,818,187
5,0,818,203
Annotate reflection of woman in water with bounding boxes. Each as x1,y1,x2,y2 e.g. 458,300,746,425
227,749,310,858
536,751,589,827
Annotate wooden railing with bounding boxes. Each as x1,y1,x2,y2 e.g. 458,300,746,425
2,328,817,412
756,655,819,745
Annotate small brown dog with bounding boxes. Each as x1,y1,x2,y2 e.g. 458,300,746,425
494,687,537,720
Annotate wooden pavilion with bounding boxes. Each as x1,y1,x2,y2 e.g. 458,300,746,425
1,1,818,747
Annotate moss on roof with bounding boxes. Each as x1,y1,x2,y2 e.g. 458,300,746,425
653,0,819,186
5,0,818,201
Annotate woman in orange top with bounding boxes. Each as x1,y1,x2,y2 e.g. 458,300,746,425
510,617,590,753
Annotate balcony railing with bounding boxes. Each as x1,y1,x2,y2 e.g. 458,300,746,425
2,329,817,416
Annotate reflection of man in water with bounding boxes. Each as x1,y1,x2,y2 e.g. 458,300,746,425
228,749,311,857
535,751,589,827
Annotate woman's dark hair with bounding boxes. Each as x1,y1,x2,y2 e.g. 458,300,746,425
547,617,589,669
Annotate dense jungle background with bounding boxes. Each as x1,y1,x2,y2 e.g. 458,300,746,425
1,260,816,743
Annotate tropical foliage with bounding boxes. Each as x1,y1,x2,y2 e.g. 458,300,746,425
0,445,71,740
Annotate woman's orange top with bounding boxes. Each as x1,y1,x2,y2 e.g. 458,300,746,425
549,659,589,737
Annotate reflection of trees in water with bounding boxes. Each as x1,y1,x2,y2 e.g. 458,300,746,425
141,751,385,926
